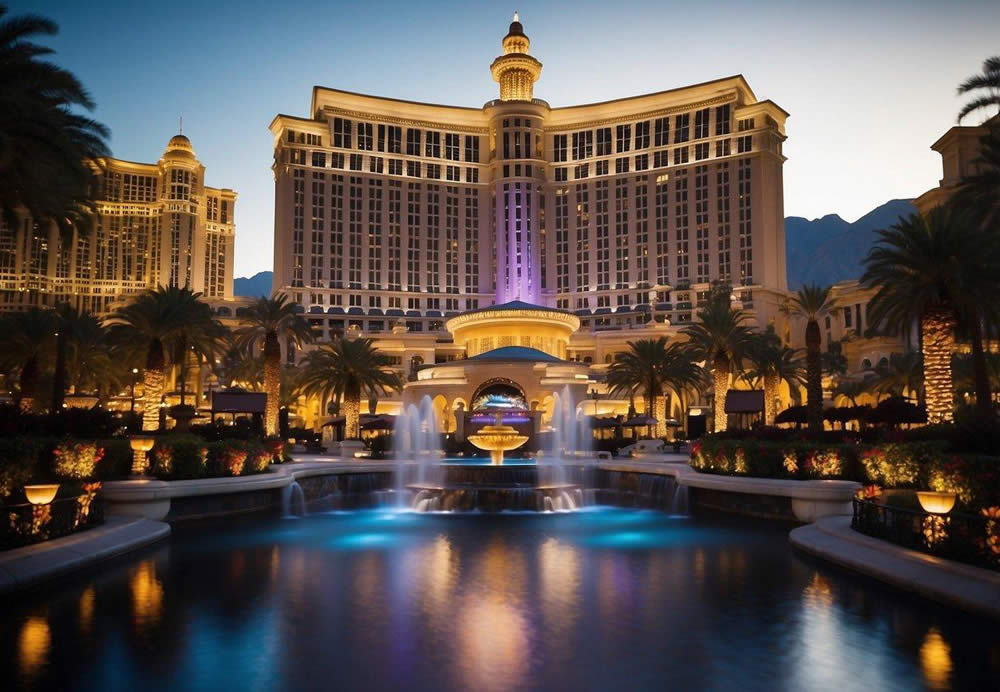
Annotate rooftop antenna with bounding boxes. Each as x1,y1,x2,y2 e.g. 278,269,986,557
179,115,183,134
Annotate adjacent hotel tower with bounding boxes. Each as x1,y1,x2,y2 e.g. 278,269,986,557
270,15,789,344
0,134,236,314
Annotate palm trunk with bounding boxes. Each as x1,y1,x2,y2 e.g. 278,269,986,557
763,373,778,426
263,330,281,437
142,339,165,432
344,389,361,440
969,316,993,418
712,354,729,433
655,395,667,438
805,319,823,434
922,308,955,424
51,330,67,414
19,356,38,413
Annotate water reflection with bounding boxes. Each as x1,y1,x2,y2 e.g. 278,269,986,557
130,560,163,624
18,616,50,676
920,628,952,690
79,585,95,631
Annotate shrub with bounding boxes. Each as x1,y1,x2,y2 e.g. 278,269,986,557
247,446,273,473
690,437,862,481
265,438,290,463
0,438,43,500
94,439,133,480
52,441,105,480
149,435,210,480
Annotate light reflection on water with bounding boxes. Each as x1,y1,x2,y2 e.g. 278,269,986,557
3,508,998,691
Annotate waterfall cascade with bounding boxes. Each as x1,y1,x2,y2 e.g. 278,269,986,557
281,481,306,517
391,396,444,508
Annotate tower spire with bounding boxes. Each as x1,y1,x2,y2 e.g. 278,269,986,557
489,13,542,101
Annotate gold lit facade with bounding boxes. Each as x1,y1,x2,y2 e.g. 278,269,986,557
0,134,236,314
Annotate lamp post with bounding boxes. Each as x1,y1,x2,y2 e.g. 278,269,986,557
130,368,139,414
589,387,599,417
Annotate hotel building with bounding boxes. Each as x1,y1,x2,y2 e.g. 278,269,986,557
0,134,236,314
271,16,793,431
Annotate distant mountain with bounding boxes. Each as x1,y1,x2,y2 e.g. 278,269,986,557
234,200,917,297
785,199,917,289
233,271,273,298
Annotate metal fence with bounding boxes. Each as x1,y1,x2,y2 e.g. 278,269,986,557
1,494,104,551
851,498,999,572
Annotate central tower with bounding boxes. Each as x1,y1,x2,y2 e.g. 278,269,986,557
487,14,549,305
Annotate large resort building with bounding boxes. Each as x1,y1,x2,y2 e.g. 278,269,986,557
271,16,796,433
0,134,236,315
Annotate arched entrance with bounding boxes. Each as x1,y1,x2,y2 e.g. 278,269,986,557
470,378,528,411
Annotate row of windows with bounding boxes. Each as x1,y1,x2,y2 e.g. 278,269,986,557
316,119,482,162
285,149,482,183
553,136,750,180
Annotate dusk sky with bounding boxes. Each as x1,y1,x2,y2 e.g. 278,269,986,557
15,0,1000,278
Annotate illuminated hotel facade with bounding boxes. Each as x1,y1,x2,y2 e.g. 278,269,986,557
271,16,792,428
0,134,236,314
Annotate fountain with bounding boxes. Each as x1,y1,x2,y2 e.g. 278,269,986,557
391,396,443,508
466,412,529,465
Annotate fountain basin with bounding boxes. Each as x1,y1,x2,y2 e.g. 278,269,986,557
408,482,586,512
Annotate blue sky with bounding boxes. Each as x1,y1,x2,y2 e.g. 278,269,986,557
13,0,1000,277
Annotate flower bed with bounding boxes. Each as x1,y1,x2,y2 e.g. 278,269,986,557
147,436,284,480
689,438,863,481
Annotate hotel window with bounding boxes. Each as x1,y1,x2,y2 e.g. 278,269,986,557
287,130,297,143
407,161,421,177
674,168,689,282
844,306,853,329
445,133,460,160
464,135,479,162
306,133,321,146
349,154,362,171
575,184,591,292
573,130,594,160
574,163,589,179
616,124,631,153
555,167,567,182
615,157,629,174
716,140,731,157
654,117,670,147
389,159,402,175
311,151,326,168
426,163,441,179
377,124,386,152
674,148,689,165
655,174,669,284
738,118,755,132
674,113,690,143
716,163,731,281
357,122,373,150
738,158,753,284
695,142,709,161
738,135,753,153
694,108,710,139
614,178,629,288
332,152,345,168
369,157,384,174
553,134,567,162
333,118,352,148
425,131,441,158
387,126,402,154
715,104,731,135
596,127,612,156
446,165,460,181
464,189,479,293
596,160,609,176
635,154,649,171
595,180,610,290
653,150,669,168
694,165,709,282
635,120,650,149
406,128,421,155
466,167,479,183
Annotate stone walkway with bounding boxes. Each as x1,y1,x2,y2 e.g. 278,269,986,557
0,516,170,594
790,515,1000,619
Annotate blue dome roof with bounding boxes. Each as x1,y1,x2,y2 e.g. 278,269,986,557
469,346,562,362
461,300,573,316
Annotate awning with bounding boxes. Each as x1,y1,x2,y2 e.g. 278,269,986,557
724,390,765,414
211,391,267,414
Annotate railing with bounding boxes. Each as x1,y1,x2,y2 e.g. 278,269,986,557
1,494,104,551
851,498,999,572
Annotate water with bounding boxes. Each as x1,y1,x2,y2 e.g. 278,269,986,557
392,396,443,506
280,481,305,517
3,508,998,691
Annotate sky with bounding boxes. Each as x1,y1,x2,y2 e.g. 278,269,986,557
13,0,1000,278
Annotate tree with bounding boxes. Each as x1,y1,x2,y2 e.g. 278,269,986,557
742,330,805,425
0,4,110,244
955,125,1000,229
607,338,701,436
832,378,873,408
862,207,1000,422
235,293,314,436
957,56,1000,123
872,352,924,405
110,287,225,431
0,308,56,411
298,337,401,440
50,304,120,410
682,284,753,432
782,284,836,433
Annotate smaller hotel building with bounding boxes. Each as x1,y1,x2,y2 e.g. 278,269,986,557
0,134,237,314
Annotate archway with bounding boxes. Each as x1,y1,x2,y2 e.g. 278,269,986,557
470,378,528,411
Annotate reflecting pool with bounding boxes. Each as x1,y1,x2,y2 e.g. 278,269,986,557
2,508,999,691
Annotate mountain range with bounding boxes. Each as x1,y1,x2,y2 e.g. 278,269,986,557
233,199,917,297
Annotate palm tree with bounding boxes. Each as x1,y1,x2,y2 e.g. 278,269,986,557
862,207,1000,422
955,125,1000,229
872,352,925,405
110,286,224,431
607,338,701,436
0,5,110,244
782,284,836,433
0,308,56,411
682,285,753,432
298,337,402,440
235,293,314,436
60,309,123,402
957,56,1000,123
832,378,872,408
742,330,805,425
